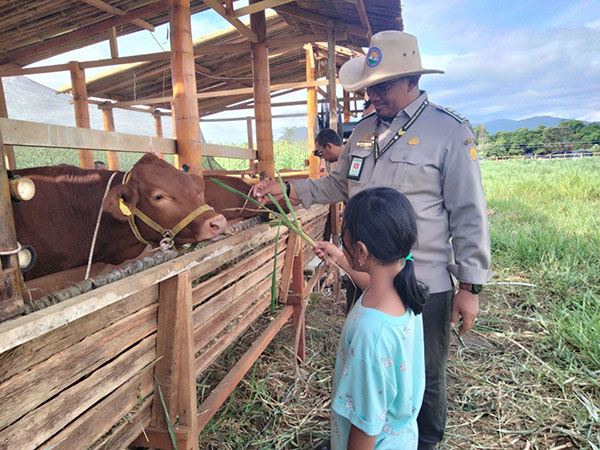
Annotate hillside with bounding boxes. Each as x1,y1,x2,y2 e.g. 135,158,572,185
477,116,568,134
2,76,176,138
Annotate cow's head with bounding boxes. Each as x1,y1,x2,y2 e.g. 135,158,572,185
104,154,227,244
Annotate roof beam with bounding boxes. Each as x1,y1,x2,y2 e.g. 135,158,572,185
2,43,252,78
355,0,373,40
233,0,295,17
112,80,331,107
79,0,155,31
202,0,259,43
265,33,328,47
0,1,168,66
276,4,368,38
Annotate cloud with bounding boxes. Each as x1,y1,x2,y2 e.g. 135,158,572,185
419,25,600,123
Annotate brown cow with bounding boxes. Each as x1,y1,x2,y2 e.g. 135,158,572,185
13,154,229,280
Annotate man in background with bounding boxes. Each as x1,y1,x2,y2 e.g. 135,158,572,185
314,128,344,163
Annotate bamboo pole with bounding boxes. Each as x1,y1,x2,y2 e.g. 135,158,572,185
0,132,25,322
246,117,255,171
327,22,338,135
0,79,16,169
343,90,351,122
69,61,95,169
100,107,120,170
305,45,320,179
153,110,166,160
250,1,275,178
169,0,203,175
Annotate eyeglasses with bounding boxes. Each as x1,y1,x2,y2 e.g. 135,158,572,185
313,147,323,157
366,79,400,98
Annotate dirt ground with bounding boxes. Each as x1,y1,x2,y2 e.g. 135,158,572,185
192,271,592,449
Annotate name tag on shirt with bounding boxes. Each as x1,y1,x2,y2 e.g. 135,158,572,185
347,156,365,180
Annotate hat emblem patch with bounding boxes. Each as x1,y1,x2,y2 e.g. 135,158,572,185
366,47,382,67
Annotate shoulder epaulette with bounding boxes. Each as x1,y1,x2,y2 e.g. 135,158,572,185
357,111,376,124
436,105,468,123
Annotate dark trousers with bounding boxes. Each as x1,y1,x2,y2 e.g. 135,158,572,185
417,290,453,450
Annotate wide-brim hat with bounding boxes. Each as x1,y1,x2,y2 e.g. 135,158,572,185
339,30,444,92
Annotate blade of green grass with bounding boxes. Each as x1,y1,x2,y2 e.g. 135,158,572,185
154,376,178,450
271,222,281,313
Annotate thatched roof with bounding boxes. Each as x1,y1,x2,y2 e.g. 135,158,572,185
66,13,365,115
0,1,402,115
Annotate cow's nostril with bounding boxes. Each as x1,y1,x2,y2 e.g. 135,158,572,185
209,215,227,233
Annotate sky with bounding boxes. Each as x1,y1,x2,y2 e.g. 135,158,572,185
24,0,600,143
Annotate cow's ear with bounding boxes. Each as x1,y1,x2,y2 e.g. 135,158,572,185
190,174,207,201
104,184,139,221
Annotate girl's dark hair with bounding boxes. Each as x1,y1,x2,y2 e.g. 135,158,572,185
342,188,428,314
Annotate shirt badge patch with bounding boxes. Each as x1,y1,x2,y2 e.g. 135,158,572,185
464,138,476,146
408,137,420,146
469,146,478,161
356,141,372,147
347,156,365,180
366,47,382,67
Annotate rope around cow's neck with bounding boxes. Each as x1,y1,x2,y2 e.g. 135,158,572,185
85,171,120,280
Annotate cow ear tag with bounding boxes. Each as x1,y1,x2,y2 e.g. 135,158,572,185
119,198,132,217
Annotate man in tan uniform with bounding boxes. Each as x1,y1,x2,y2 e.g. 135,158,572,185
254,31,492,450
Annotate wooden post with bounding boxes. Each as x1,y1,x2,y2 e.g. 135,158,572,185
133,272,198,450
108,26,119,58
250,0,275,179
153,110,166,160
305,45,320,179
100,106,120,170
154,110,164,138
69,61,95,169
292,232,305,363
169,104,180,168
343,90,351,122
0,133,25,321
170,0,203,175
0,79,16,169
246,117,255,171
327,22,338,136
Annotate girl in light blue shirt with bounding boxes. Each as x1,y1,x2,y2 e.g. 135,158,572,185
313,187,428,450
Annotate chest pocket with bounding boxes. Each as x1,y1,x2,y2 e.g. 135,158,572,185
389,148,425,188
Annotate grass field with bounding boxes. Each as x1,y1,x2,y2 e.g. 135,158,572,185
194,158,600,450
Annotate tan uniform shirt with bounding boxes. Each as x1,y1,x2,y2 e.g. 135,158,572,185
294,91,492,293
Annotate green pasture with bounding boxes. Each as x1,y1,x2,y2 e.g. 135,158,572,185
482,158,600,374
12,140,310,171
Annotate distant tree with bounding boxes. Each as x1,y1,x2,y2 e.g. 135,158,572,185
280,126,297,142
575,123,600,149
474,125,491,156
543,126,572,153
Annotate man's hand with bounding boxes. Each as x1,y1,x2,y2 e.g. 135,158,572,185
450,289,479,337
252,180,283,204
252,180,300,205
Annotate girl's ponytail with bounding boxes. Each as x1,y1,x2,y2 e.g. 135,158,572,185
393,258,428,315
342,187,430,315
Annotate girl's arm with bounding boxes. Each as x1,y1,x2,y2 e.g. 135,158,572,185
312,241,370,291
347,425,376,450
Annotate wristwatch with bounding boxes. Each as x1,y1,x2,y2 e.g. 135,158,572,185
459,282,483,294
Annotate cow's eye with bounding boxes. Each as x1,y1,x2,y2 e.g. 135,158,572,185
153,194,164,200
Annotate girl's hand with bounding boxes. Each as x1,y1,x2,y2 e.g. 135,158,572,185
312,241,344,263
